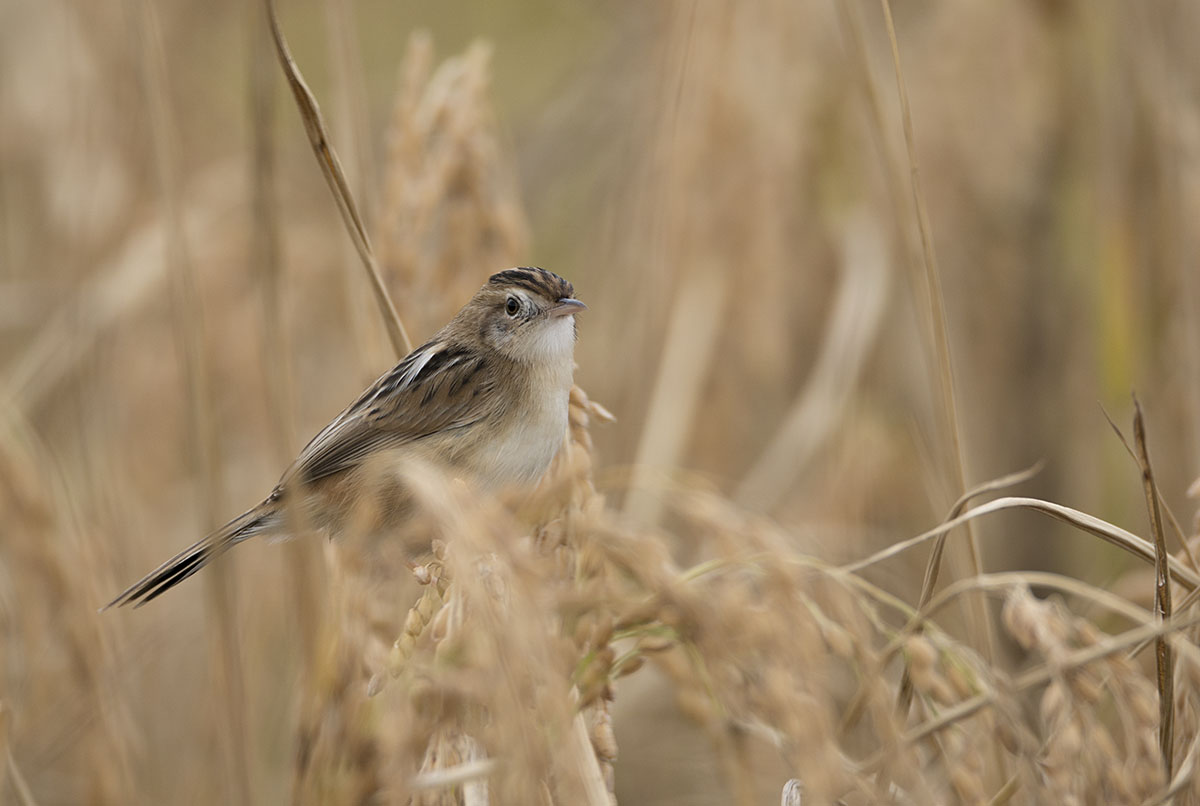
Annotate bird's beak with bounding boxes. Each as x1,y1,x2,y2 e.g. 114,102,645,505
547,297,587,318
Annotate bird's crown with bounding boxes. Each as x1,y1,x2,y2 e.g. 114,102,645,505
487,267,575,302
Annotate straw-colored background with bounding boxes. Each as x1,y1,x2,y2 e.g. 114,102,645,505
3,1,1199,803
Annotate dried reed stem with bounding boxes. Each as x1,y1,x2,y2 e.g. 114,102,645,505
1101,403,1198,570
264,0,412,358
872,0,996,670
1132,397,1175,776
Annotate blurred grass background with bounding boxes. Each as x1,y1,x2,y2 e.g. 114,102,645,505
2,0,1199,803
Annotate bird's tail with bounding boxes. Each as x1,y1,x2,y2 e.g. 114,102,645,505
103,498,280,609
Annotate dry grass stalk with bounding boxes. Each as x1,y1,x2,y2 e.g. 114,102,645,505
844,495,1200,591
1132,397,1176,775
871,0,997,684
1102,404,1198,570
264,0,412,358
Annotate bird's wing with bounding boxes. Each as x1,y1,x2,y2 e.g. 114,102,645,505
283,340,498,485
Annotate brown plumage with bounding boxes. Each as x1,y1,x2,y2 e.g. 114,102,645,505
105,267,584,608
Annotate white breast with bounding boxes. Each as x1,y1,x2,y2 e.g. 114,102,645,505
472,384,570,488
471,313,577,488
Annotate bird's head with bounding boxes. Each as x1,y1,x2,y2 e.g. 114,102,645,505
462,267,586,364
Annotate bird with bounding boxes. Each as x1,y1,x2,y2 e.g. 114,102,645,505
105,267,585,608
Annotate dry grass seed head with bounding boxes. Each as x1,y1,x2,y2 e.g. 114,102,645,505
1003,585,1166,801
377,34,529,338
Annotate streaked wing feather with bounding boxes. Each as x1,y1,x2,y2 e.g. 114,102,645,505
284,342,494,484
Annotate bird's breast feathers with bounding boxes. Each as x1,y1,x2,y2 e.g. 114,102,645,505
469,375,570,488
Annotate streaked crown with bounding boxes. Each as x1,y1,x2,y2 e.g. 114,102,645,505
487,267,575,302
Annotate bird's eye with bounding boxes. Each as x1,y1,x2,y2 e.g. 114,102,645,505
505,296,520,317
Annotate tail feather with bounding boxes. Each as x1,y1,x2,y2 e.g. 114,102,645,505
103,500,279,610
